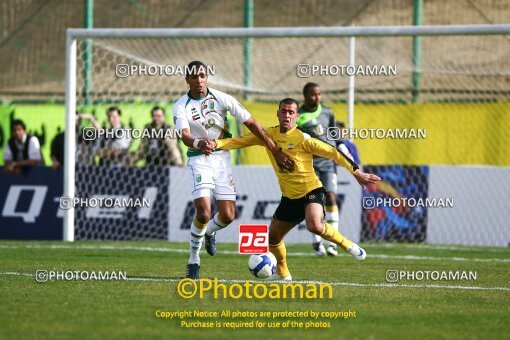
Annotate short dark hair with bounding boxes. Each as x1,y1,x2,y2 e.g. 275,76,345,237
186,60,208,77
151,106,165,115
278,98,299,110
303,82,319,96
11,119,26,131
107,106,121,116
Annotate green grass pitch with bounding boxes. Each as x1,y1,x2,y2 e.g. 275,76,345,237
0,241,509,339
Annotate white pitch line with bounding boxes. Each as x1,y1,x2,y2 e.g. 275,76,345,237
1,271,33,277
367,254,510,263
370,243,508,253
0,244,508,263
0,271,509,292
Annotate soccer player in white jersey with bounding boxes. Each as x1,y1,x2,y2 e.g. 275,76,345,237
173,61,294,279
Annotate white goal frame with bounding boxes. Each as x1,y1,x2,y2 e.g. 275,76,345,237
64,24,510,241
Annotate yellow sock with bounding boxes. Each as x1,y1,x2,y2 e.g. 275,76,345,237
269,241,290,278
194,216,207,230
320,222,353,251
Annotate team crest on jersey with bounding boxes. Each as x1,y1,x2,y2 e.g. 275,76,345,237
287,143,295,150
201,98,218,117
196,175,202,183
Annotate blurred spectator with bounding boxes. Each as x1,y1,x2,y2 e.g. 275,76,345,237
3,119,44,175
132,106,184,166
80,107,131,166
336,120,360,164
50,128,64,170
76,112,99,165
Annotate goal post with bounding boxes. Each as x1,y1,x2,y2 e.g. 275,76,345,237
63,33,77,242
64,24,510,244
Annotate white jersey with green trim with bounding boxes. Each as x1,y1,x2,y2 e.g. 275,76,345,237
172,87,251,141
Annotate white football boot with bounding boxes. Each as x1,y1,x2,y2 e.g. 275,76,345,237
347,243,367,261
313,242,327,257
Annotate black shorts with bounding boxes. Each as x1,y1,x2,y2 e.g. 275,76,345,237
273,187,326,225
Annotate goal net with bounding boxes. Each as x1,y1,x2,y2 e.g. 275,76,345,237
65,26,510,246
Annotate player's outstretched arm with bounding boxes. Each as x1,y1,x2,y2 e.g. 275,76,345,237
221,93,294,171
243,118,294,171
212,132,264,150
302,137,381,188
302,137,359,173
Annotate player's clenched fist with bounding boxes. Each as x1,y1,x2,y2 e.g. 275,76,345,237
198,139,216,156
353,170,381,189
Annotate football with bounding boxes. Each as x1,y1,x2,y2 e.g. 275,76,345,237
248,253,277,279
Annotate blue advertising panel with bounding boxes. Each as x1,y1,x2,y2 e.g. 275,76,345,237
0,166,170,240
361,165,429,242
0,167,63,240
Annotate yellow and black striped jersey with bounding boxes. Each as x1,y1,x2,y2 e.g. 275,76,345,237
216,125,359,199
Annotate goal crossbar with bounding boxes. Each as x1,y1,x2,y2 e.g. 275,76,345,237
67,24,510,39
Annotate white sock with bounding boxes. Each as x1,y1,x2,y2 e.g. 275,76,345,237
312,233,322,244
205,213,229,236
189,222,206,264
325,211,339,247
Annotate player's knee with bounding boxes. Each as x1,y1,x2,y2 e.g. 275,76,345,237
219,210,235,225
195,213,210,225
194,199,211,221
195,207,211,224
217,201,236,225
307,220,324,235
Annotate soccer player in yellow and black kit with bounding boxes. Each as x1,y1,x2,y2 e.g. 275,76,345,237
202,98,381,280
